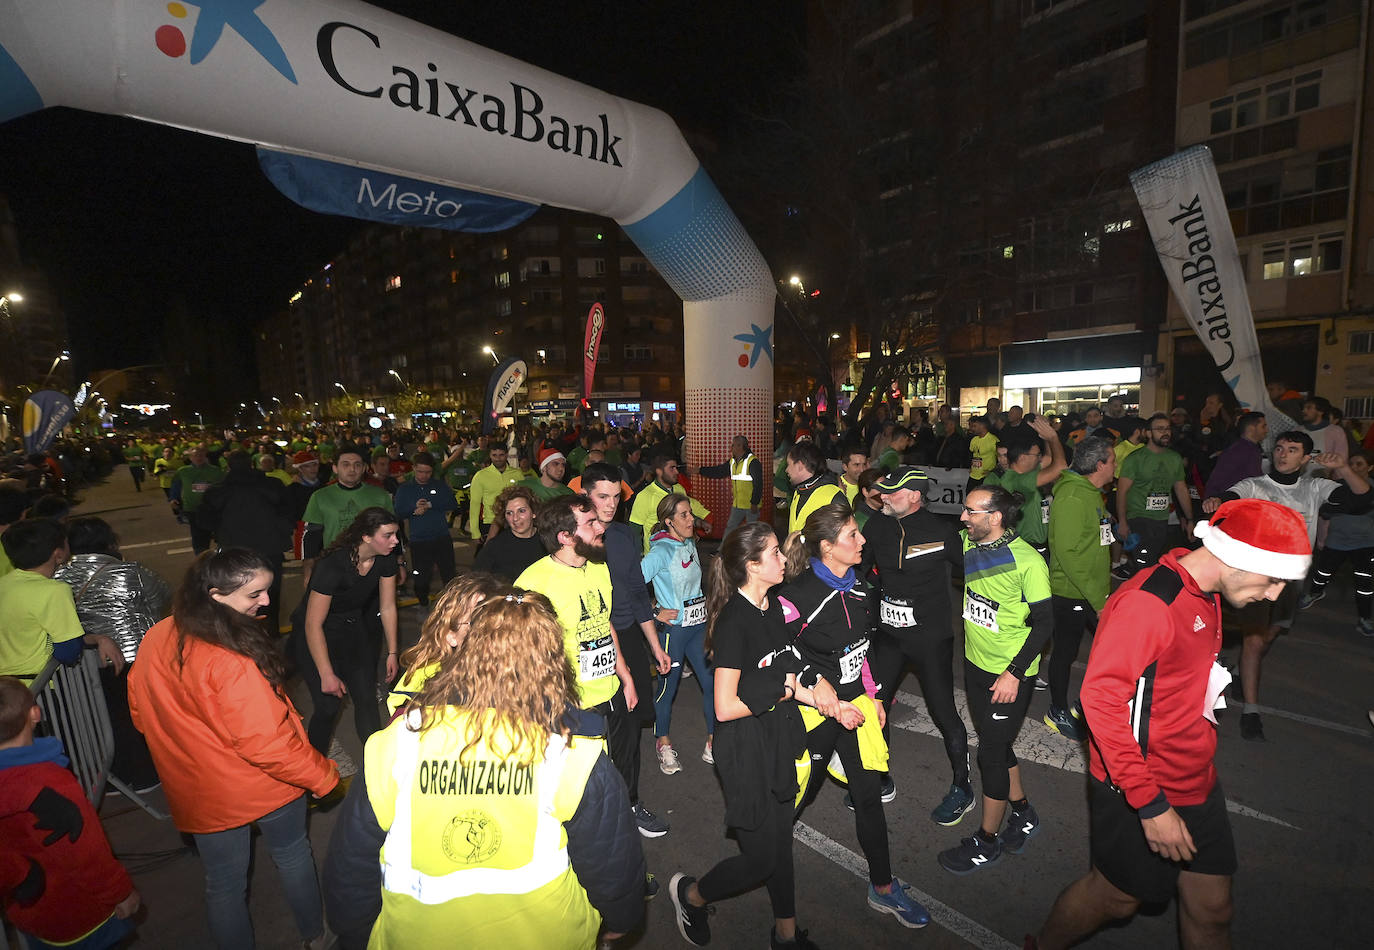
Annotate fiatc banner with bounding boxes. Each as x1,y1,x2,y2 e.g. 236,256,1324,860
1130,146,1297,437
583,302,605,401
482,356,527,434
23,389,75,453
257,149,540,233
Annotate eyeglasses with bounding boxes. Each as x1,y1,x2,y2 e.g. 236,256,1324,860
961,506,993,515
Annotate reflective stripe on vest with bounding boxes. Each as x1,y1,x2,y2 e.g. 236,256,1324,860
380,715,573,904
730,454,755,509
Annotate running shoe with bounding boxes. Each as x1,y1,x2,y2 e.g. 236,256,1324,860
1032,675,1049,691
669,873,712,946
938,833,1003,875
931,784,975,826
632,802,670,838
771,926,821,949
1240,712,1265,741
328,738,358,778
701,742,714,765
657,743,682,775
1111,563,1134,581
880,774,897,803
866,877,930,928
1358,618,1374,638
1297,588,1326,609
1044,705,1086,742
644,872,660,900
1000,803,1041,854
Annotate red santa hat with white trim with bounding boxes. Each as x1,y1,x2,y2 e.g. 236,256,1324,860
538,446,566,471
1192,498,1311,580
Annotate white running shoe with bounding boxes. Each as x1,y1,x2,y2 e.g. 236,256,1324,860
657,743,682,775
701,742,714,765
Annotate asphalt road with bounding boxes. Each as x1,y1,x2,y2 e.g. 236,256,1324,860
63,471,1374,949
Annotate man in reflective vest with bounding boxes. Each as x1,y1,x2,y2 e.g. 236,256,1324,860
697,435,764,533
786,441,843,533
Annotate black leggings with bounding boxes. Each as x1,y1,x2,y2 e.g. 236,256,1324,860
868,628,970,789
1311,546,1374,619
800,717,891,886
697,793,796,920
407,536,455,606
963,659,1033,801
1047,596,1096,711
296,628,382,755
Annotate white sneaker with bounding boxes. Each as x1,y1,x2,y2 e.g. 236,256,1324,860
657,743,682,775
328,738,358,778
701,742,714,765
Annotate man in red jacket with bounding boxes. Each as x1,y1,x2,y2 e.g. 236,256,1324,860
1032,499,1311,950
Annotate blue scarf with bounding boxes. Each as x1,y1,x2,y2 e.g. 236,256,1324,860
809,557,856,592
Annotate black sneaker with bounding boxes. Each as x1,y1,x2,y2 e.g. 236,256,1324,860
880,774,896,803
771,926,821,949
669,872,712,946
1111,563,1134,581
632,802,670,838
1001,804,1041,854
938,833,1003,875
930,784,976,826
644,871,660,900
1240,712,1265,741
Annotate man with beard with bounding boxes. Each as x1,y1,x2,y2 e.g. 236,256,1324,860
1202,432,1370,740
1116,414,1195,579
1032,500,1312,949
301,446,393,585
467,442,522,543
516,495,636,718
628,453,709,553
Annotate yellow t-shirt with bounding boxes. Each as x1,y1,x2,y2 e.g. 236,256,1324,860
1114,439,1145,478
0,570,85,677
515,556,618,708
969,433,999,481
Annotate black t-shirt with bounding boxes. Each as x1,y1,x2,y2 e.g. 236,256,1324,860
859,507,961,633
305,547,398,621
712,590,801,707
778,568,872,701
473,530,546,581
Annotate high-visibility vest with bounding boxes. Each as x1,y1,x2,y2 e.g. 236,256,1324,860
366,710,603,949
789,482,842,533
729,454,756,509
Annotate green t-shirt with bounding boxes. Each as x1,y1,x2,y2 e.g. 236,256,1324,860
1121,447,1185,521
521,475,575,502
174,463,225,513
0,570,85,677
302,482,395,547
515,556,618,708
960,532,1051,676
995,467,1049,546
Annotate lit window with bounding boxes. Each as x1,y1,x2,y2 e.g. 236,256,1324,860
385,275,401,291
1262,245,1285,279
1002,245,1015,258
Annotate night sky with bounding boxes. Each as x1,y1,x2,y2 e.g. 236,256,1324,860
0,1,803,392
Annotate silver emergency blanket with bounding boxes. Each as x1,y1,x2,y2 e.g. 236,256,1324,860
55,554,172,663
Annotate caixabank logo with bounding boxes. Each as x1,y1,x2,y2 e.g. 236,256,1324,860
153,1,297,84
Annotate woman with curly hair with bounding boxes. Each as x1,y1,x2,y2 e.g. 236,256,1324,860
129,549,338,950
384,573,505,714
290,506,400,755
472,483,544,580
323,588,646,949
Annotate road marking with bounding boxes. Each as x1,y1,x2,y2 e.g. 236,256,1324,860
793,821,1017,950
118,537,186,550
165,547,194,555
891,689,1299,829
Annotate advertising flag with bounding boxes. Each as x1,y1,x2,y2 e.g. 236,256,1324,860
257,149,540,233
583,302,605,402
1130,145,1297,437
482,356,527,434
22,390,75,453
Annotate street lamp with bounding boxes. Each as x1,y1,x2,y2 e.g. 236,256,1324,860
388,369,408,389
293,391,306,405
482,345,499,365
39,350,70,387
334,381,349,396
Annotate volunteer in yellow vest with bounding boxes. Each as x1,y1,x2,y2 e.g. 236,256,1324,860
628,452,710,553
516,495,635,713
322,586,646,949
697,435,765,533
966,415,999,496
785,441,842,534
778,501,932,928
468,443,522,542
385,574,504,715
839,449,868,507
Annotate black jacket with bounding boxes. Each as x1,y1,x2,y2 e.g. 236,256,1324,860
198,468,293,556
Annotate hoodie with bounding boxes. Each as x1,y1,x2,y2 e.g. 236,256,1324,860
641,530,704,621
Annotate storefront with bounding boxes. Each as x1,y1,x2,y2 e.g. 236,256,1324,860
1000,333,1147,418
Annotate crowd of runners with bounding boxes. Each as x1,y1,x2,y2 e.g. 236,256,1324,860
1,390,1368,949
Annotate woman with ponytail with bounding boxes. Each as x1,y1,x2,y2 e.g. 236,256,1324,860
129,549,338,950
778,500,931,930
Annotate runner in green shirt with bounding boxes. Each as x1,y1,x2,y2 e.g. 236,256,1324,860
170,446,225,554
993,416,1066,550
122,438,148,493
301,446,394,580
1116,413,1193,577
938,483,1053,875
521,448,576,502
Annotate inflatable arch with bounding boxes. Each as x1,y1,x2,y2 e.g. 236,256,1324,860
0,0,776,517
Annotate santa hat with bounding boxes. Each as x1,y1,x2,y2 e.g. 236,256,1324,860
1193,498,1311,580
292,450,319,464
538,447,566,471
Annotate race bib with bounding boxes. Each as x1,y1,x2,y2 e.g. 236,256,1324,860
880,598,917,628
1099,520,1114,546
1146,493,1169,512
577,635,616,681
963,590,1000,631
838,638,870,684
191,481,211,494
681,595,707,627
1041,496,1051,524
971,456,983,472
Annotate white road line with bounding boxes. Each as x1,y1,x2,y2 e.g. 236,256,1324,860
891,689,1299,829
1250,703,1371,738
792,821,1018,950
118,537,186,550
165,547,194,555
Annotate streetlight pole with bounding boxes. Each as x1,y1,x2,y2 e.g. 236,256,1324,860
483,346,499,365
39,350,70,388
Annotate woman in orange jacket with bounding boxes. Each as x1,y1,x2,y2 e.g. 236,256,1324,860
129,549,338,950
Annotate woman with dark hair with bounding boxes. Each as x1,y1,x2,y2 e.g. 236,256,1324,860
778,500,930,930
323,588,646,948
55,516,171,792
128,549,338,950
668,522,845,950
472,483,544,580
291,506,400,755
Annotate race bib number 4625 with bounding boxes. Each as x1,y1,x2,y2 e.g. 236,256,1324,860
578,635,616,681
963,590,1000,632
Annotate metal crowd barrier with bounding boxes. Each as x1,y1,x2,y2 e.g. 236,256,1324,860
28,650,169,821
